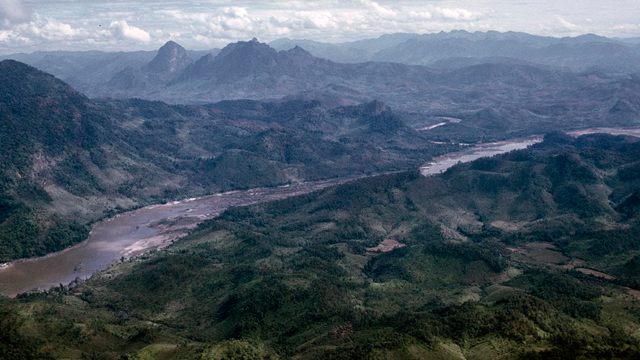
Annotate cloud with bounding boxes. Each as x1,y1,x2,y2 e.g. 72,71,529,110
434,8,482,21
360,0,395,18
0,0,32,28
557,17,581,32
109,20,150,42
0,15,157,54
4,0,638,54
610,23,640,34
0,1,497,53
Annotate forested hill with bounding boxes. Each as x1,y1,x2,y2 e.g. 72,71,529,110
0,60,115,260
0,60,453,262
9,132,636,358
0,60,110,171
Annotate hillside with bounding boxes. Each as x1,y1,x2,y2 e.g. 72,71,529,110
4,133,640,358
0,60,453,262
0,60,125,260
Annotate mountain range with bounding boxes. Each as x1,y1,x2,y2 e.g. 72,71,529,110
2,33,640,143
271,30,640,73
3,31,640,261
0,44,218,95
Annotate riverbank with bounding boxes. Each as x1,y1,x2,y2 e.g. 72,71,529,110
0,178,354,297
3,127,640,297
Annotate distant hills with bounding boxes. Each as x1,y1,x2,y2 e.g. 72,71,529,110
3,31,640,259
271,30,640,73
0,44,218,94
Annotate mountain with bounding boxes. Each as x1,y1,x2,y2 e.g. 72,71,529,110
176,39,343,84
0,60,119,260
6,36,640,142
106,41,194,91
146,41,191,74
0,60,456,262
273,30,640,74
6,132,640,359
5,38,640,143
77,40,640,145
373,33,640,73
270,33,427,63
0,43,219,93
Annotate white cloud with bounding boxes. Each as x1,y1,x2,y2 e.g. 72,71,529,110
0,0,31,28
2,0,639,54
360,0,395,18
109,20,150,42
0,15,156,53
435,8,482,21
3,15,87,43
610,23,640,35
223,7,249,19
557,17,581,32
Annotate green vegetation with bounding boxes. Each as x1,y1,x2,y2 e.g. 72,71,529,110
3,133,640,358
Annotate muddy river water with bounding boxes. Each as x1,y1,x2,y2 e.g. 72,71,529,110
1,127,638,297
0,179,350,297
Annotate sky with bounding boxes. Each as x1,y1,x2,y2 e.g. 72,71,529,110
0,0,639,54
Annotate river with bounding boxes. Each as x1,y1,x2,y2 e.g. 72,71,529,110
1,127,638,297
420,137,542,176
0,179,351,297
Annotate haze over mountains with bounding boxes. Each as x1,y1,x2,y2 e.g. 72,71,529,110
0,44,219,96
271,30,640,72
4,31,640,143
5,30,640,90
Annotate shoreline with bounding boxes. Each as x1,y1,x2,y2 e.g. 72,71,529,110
0,178,351,270
6,127,640,271
3,126,640,297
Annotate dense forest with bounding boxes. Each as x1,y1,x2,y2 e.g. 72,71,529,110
2,133,640,359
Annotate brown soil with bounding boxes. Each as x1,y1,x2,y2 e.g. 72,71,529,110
367,239,405,253
575,268,616,280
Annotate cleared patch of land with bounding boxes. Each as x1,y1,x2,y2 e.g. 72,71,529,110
366,239,406,253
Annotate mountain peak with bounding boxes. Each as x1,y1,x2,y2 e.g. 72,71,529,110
216,39,278,66
162,40,181,48
284,45,314,59
146,40,191,74
363,100,390,116
217,39,276,58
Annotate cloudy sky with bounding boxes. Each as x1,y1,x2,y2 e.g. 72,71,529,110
1,0,639,54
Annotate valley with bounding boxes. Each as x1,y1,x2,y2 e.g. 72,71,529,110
0,178,352,297
0,131,566,297
2,23,640,359
3,131,638,359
